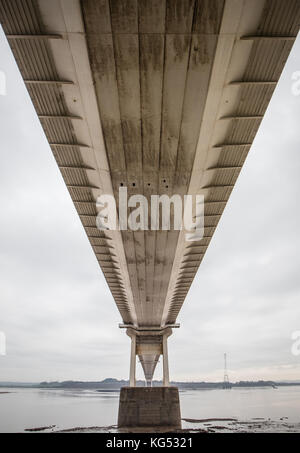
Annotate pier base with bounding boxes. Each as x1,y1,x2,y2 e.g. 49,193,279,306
118,387,181,429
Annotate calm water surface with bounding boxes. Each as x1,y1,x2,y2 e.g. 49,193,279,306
0,386,299,432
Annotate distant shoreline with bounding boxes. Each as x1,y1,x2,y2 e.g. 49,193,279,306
1,379,300,390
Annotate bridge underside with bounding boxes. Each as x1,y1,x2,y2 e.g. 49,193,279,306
1,0,298,383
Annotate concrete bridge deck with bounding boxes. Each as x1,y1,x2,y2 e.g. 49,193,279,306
0,1,298,401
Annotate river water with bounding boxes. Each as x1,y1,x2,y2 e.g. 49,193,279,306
0,386,299,433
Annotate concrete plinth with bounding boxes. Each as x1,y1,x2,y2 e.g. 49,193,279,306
118,387,181,428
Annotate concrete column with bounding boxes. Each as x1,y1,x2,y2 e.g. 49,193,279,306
162,334,170,387
129,333,136,387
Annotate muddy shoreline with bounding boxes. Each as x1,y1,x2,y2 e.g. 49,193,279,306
23,417,300,434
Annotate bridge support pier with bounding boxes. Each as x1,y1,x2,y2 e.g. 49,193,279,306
118,387,181,429
162,333,170,387
129,332,136,387
118,327,181,429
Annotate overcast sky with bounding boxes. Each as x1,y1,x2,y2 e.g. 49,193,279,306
0,28,300,383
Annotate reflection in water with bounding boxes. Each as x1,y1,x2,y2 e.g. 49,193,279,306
37,389,119,400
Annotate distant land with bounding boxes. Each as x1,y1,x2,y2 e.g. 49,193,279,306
1,378,300,389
